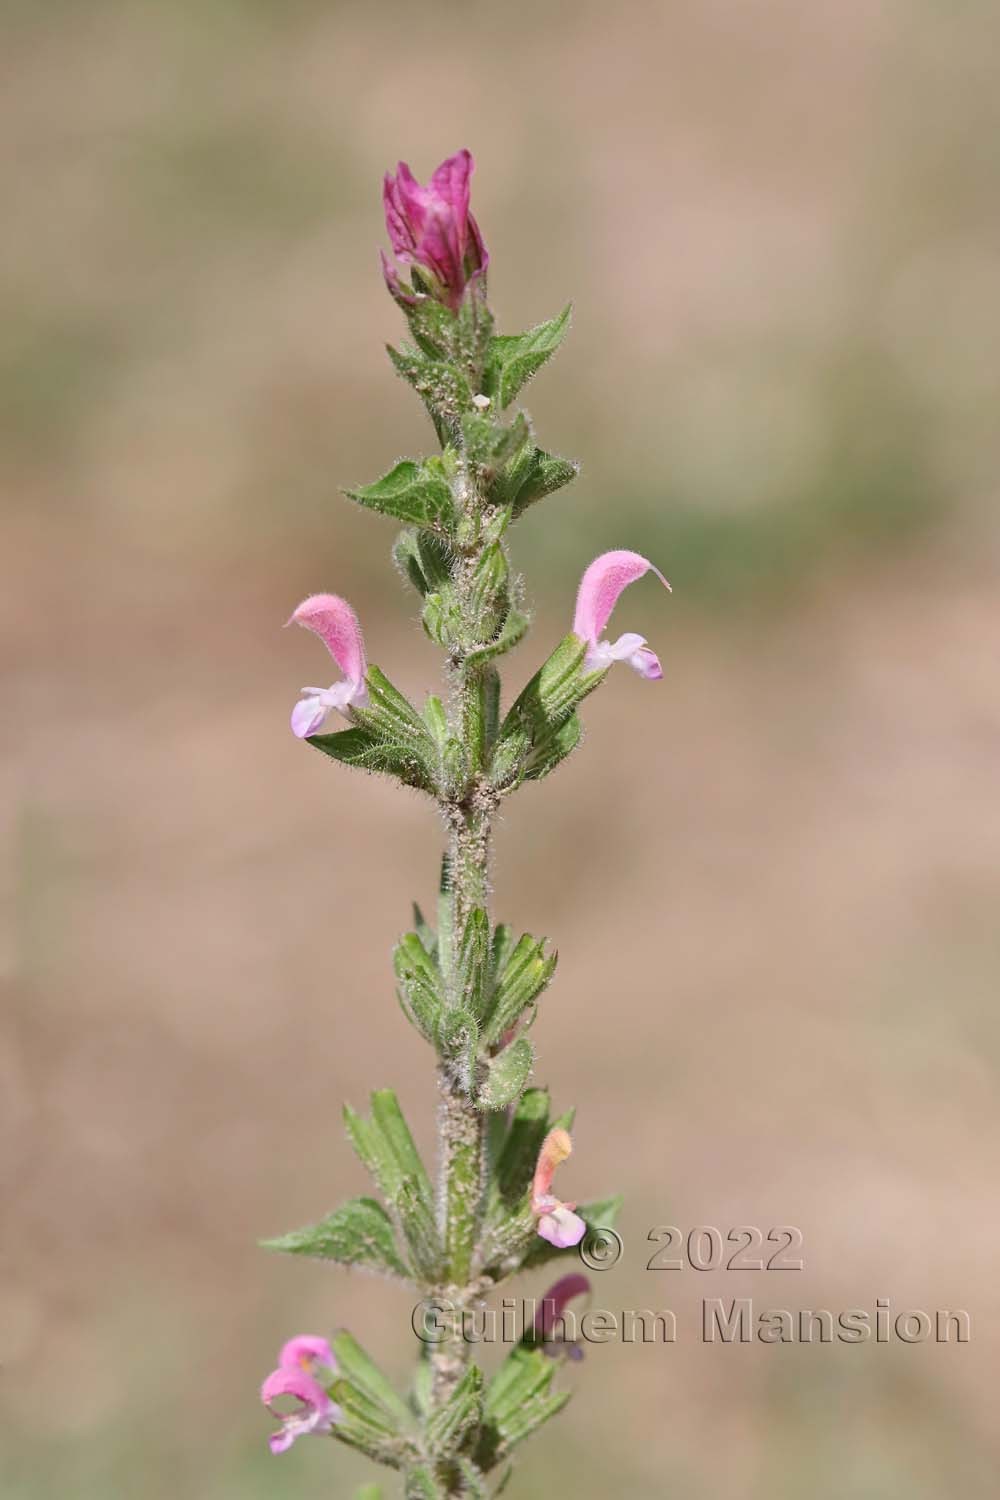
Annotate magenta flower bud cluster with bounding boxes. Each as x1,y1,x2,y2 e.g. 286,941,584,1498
381,149,488,312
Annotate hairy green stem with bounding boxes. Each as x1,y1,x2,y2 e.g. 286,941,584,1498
429,476,499,1486
432,801,491,1398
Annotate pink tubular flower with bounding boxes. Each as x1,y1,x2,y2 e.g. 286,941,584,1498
533,1272,591,1358
572,549,671,679
287,593,368,738
261,1336,340,1455
531,1127,587,1249
382,149,488,312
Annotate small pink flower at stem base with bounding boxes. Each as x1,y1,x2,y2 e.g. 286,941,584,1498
382,149,488,312
533,1272,591,1359
572,549,671,678
531,1127,587,1249
260,1368,340,1455
261,1334,339,1454
286,593,368,738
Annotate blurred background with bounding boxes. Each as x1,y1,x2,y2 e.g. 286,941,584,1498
3,1,999,1495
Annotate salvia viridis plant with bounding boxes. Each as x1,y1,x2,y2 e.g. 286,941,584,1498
259,148,669,1498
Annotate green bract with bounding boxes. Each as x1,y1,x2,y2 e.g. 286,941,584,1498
346,457,456,531
481,305,572,408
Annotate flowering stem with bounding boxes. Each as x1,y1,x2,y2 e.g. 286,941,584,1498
268,149,655,1494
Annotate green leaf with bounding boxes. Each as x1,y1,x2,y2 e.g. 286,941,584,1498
478,1037,534,1110
489,1389,570,1456
331,1372,414,1467
495,634,602,784
346,457,455,529
490,923,515,979
486,728,528,794
483,305,572,408
393,529,427,596
426,1363,484,1457
354,1487,383,1500
476,1346,570,1469
371,1090,432,1197
422,694,449,747
509,449,579,516
493,1087,551,1207
437,734,469,801
466,542,510,643
504,633,594,727
405,1467,446,1500
394,932,445,1041
489,412,532,467
357,666,437,747
464,608,529,668
332,1329,415,1433
396,979,440,1043
395,1175,444,1281
421,588,464,650
393,529,455,599
306,723,436,794
387,343,472,444
478,1202,537,1275
483,1345,554,1426
458,907,491,1016
482,935,557,1045
522,710,582,782
261,1197,409,1279
343,1095,442,1275
463,409,531,474
399,288,458,360
344,1090,435,1212
491,440,578,516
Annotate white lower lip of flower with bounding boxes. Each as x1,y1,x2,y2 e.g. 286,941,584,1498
585,632,652,674
584,642,617,672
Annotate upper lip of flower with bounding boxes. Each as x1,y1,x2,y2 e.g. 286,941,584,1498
278,1334,337,1377
261,1366,330,1409
533,1272,592,1341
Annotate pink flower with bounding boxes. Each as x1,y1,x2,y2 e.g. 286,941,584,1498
531,1127,587,1249
532,1272,591,1359
261,1334,340,1455
572,550,671,679
382,149,488,312
287,593,368,738
279,1335,337,1377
